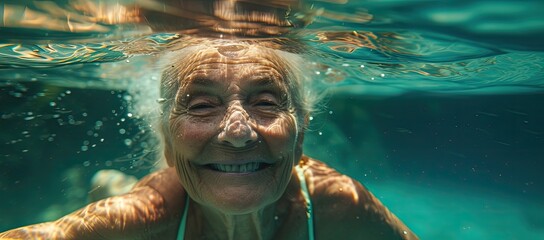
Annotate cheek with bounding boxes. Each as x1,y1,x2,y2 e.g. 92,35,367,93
259,114,299,155
168,117,217,155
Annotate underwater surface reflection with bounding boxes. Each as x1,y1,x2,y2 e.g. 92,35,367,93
1,0,544,239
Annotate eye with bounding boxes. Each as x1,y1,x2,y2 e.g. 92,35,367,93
187,99,220,115
251,93,280,111
189,103,215,110
254,100,278,107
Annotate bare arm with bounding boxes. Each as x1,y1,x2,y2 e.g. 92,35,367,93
0,168,185,240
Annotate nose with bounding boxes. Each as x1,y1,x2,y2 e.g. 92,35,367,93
218,108,258,148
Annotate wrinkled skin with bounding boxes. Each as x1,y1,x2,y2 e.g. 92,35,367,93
162,44,302,219
0,43,418,240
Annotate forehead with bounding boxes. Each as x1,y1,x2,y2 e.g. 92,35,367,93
174,44,291,92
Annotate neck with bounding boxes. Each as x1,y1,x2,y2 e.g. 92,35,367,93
188,171,302,240
197,203,277,240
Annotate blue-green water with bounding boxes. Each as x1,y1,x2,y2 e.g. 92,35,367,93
1,0,544,239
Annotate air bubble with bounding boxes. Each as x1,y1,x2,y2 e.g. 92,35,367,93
81,146,88,151
83,161,90,167
119,129,126,134
318,131,323,136
124,139,133,146
49,102,56,107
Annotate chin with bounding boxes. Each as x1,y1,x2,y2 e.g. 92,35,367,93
193,163,292,214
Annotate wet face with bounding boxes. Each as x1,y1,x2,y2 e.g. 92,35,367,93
162,44,303,214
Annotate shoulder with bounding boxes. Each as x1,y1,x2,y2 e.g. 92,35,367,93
80,167,185,239
130,167,186,227
301,156,418,240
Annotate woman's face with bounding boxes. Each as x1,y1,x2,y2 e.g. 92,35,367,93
163,45,303,214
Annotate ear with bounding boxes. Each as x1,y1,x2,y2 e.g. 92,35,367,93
161,124,175,167
294,113,309,161
164,142,175,167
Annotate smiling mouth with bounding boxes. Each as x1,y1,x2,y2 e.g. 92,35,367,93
206,162,271,173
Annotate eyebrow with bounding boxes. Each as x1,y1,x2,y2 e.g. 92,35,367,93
180,77,222,95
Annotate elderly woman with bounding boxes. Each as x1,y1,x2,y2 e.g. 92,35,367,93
0,40,417,239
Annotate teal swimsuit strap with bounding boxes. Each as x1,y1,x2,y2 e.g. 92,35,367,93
295,164,315,240
177,194,190,240
177,165,315,240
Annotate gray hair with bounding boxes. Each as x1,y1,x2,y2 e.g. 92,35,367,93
157,40,319,130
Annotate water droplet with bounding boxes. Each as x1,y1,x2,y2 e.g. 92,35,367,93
380,73,385,77
359,64,365,68
127,113,133,118
309,116,314,121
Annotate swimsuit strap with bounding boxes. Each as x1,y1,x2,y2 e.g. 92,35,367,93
295,164,316,240
177,194,190,240
177,165,315,240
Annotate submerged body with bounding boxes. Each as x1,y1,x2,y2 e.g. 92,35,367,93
0,41,417,240
0,157,416,239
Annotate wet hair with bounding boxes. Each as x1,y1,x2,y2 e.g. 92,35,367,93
158,39,319,130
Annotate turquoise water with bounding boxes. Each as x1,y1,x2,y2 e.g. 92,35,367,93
1,0,544,239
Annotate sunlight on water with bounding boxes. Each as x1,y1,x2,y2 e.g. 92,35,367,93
1,0,544,239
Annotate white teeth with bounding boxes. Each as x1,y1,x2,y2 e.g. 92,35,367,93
211,163,262,173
